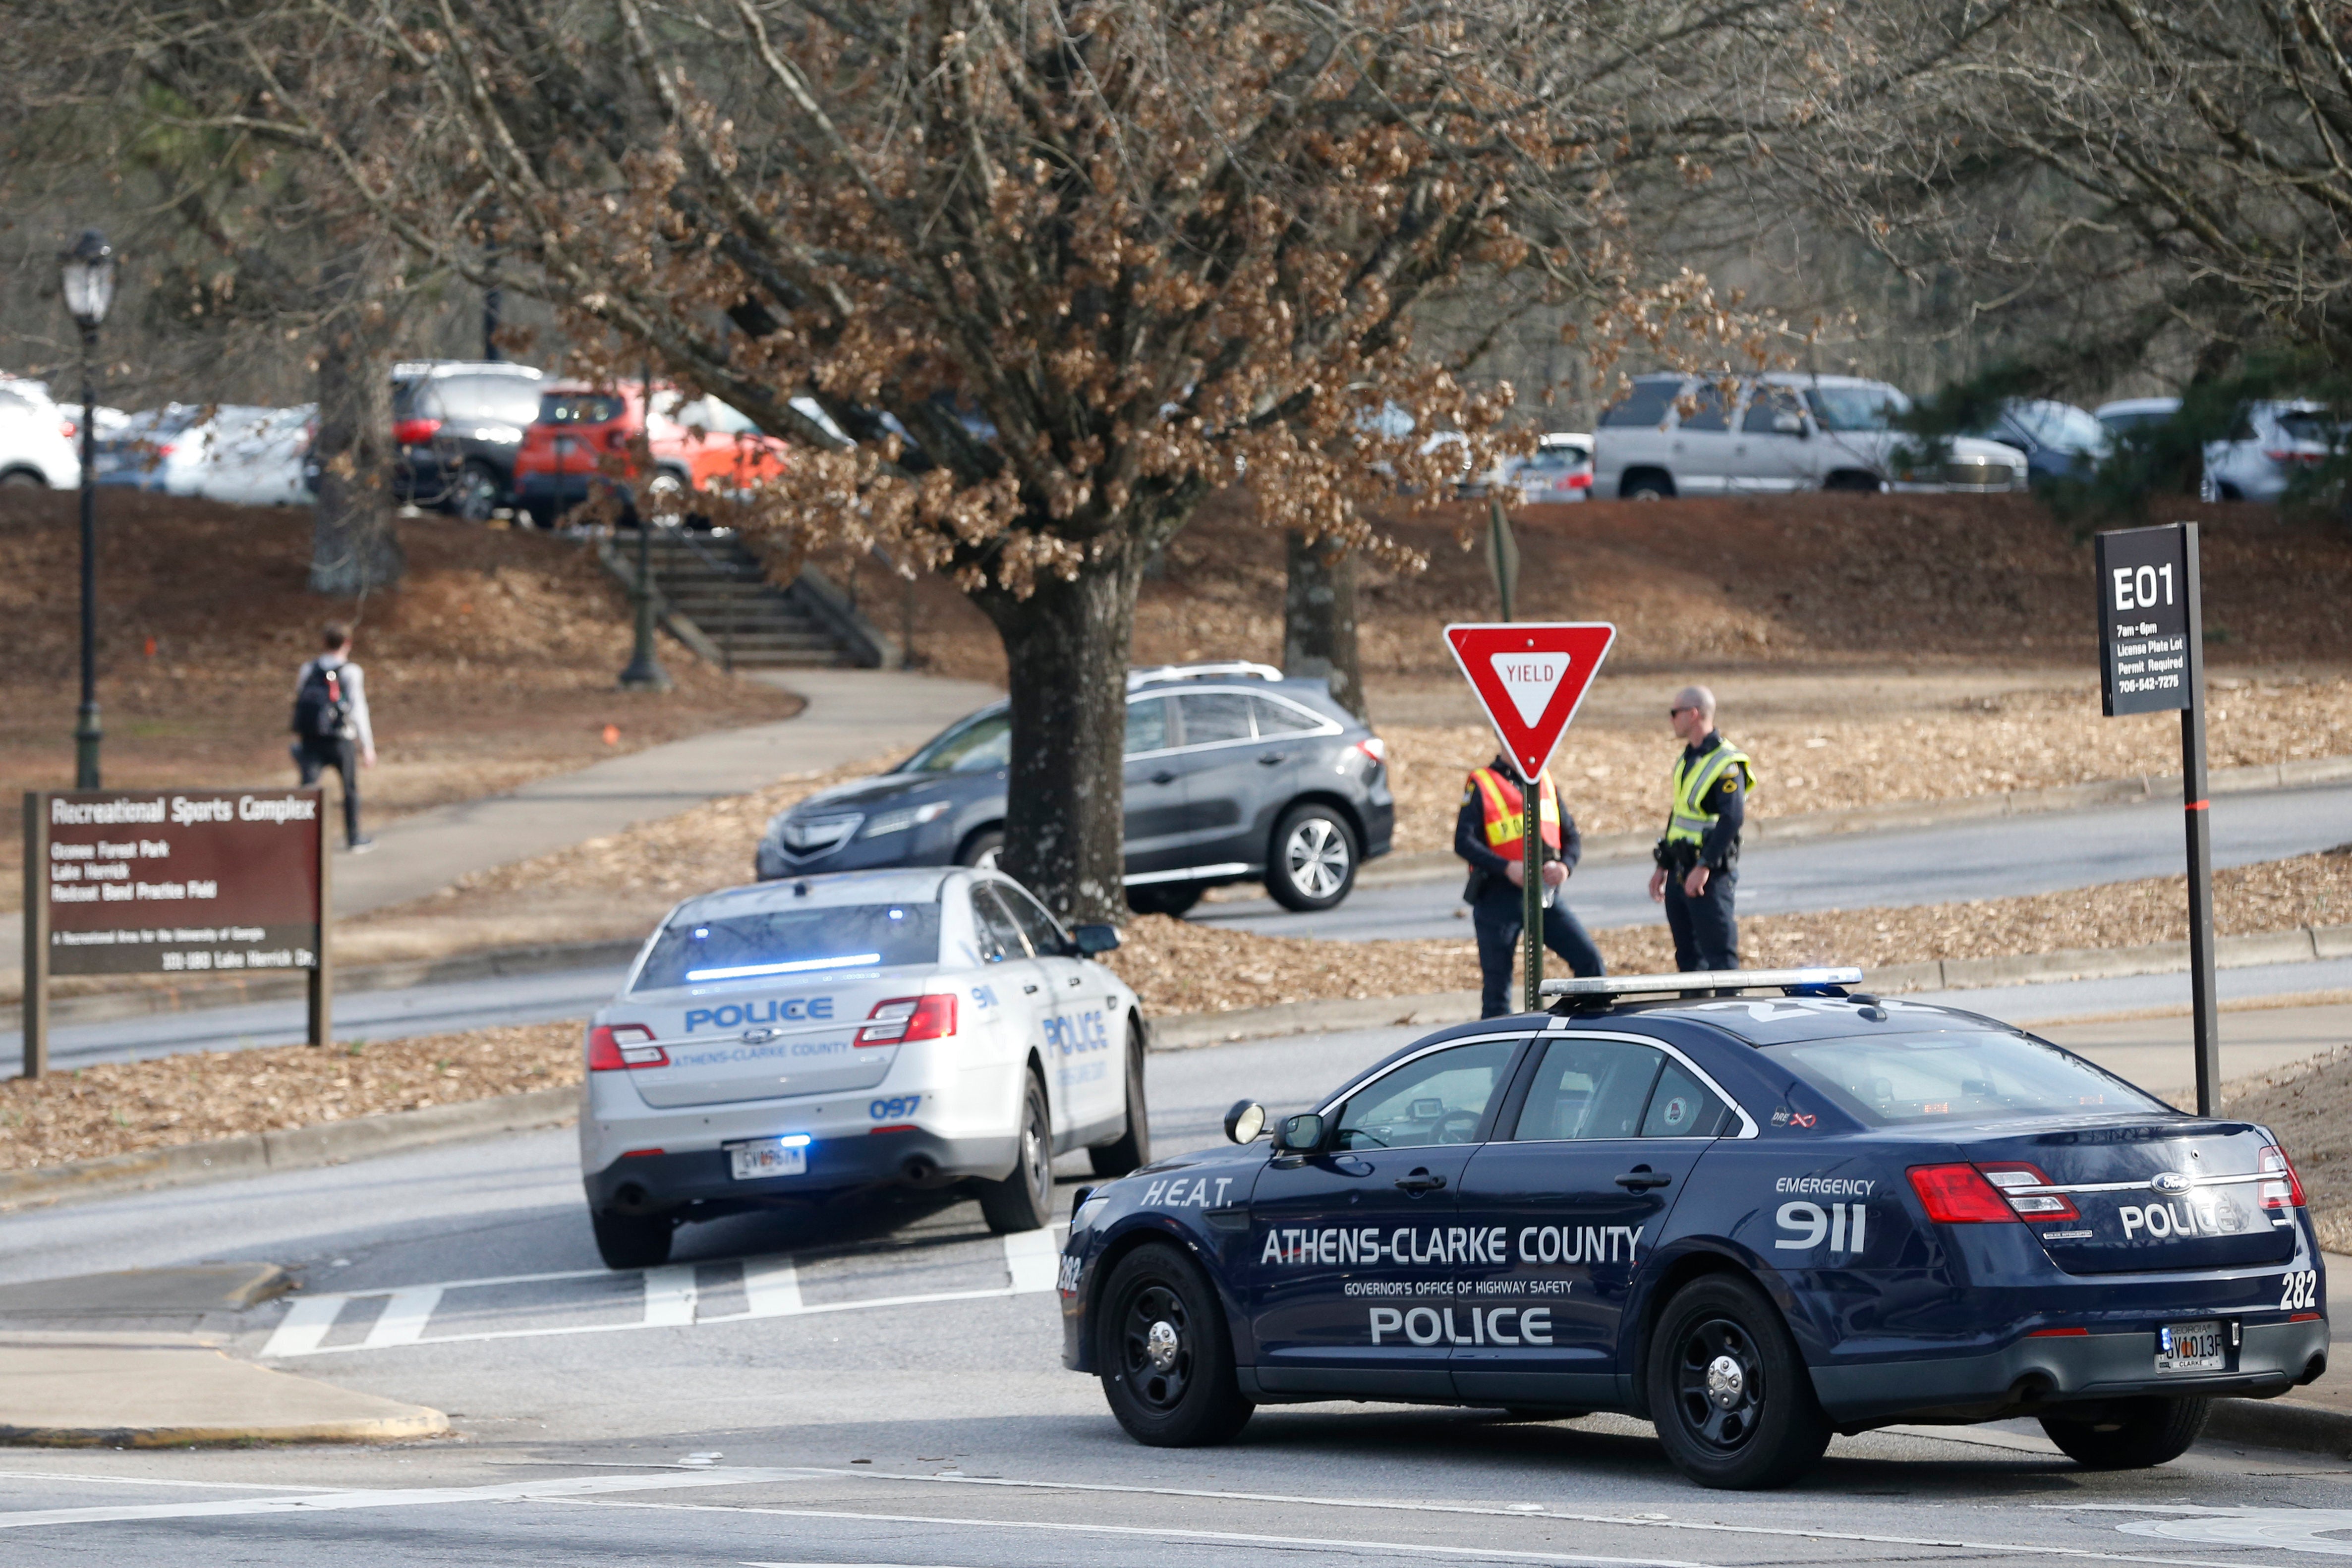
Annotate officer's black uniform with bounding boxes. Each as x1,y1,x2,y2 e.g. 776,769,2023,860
1655,731,1746,971
1456,762,1604,1018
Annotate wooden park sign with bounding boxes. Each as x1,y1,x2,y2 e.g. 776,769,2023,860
20,788,333,1077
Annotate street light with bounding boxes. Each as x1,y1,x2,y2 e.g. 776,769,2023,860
59,229,114,790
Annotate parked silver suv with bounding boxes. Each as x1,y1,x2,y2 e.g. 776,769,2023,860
1593,373,2026,498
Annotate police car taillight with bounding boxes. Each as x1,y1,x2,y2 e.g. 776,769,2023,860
2259,1145,2306,1209
1976,1163,2079,1220
1906,1163,2020,1224
858,994,956,1045
587,1023,667,1070
1354,737,1387,766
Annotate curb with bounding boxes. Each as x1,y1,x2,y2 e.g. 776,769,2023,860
2205,1396,2352,1458
0,1084,579,1213
0,1411,450,1448
1356,752,2352,887
0,938,642,1033
1861,923,2352,997
0,1336,449,1447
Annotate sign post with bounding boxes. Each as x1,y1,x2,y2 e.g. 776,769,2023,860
1444,623,1617,1011
18,787,331,1078
2094,523,2218,1112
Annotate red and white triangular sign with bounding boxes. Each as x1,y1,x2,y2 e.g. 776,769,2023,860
1444,622,1617,783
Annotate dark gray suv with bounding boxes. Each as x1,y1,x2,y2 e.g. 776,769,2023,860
755,664,1394,916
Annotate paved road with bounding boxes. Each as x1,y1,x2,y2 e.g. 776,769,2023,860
6,1025,2352,1565
1199,780,2352,940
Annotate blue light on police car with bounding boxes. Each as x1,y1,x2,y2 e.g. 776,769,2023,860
776,1133,813,1149
686,952,883,981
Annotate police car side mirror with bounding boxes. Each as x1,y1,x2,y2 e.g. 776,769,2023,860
1224,1100,1266,1144
1271,1112,1325,1153
1071,923,1120,956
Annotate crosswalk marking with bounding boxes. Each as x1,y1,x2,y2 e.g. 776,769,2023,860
364,1287,444,1349
261,1226,1066,1357
1001,1229,1059,1293
740,1257,802,1317
642,1266,698,1327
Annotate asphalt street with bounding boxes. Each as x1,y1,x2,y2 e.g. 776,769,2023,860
1200,780,2352,940
6,1025,2352,1565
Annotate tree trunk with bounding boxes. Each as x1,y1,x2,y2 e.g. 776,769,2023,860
1283,530,1368,722
309,257,403,594
975,541,1145,926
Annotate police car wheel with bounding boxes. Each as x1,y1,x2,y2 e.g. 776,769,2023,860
1088,1022,1151,1177
978,1072,1053,1233
590,1209,674,1270
2039,1397,2211,1470
1647,1275,1829,1489
1266,805,1357,912
1096,1245,1253,1447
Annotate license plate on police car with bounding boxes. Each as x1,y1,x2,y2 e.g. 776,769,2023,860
2155,1319,2224,1373
728,1138,806,1180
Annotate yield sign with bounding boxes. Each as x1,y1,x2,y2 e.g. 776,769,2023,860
1444,622,1617,783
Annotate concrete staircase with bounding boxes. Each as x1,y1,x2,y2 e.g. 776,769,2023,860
600,530,898,670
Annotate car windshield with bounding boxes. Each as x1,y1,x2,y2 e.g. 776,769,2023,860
2100,408,2174,435
634,903,940,991
1766,1030,2170,1127
1808,384,1910,432
2276,410,2343,447
900,710,1011,773
1598,381,1680,428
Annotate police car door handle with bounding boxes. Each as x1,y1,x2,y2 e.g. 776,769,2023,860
1257,751,1288,765
1023,983,1039,994
1394,1170,1447,1194
1614,1167,1671,1191
1150,770,1178,785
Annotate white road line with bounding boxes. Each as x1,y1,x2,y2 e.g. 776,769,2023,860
362,1287,444,1349
739,1257,802,1317
258,1294,343,1359
642,1265,698,1327
0,1468,809,1531
569,1496,2254,1568
1001,1228,1060,1293
0,1471,334,1494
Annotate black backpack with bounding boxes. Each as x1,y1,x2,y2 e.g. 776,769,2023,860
292,662,351,740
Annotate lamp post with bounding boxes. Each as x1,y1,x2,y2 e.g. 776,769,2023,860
617,359,672,691
59,230,115,789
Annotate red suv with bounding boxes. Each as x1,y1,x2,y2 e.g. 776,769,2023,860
513,383,793,526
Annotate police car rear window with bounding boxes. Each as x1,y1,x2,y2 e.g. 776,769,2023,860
634,904,940,991
1766,1031,2169,1127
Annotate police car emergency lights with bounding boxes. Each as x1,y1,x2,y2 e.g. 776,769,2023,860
579,867,1148,1270
1055,969,2327,1489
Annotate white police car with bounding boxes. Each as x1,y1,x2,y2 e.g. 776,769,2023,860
580,867,1147,1268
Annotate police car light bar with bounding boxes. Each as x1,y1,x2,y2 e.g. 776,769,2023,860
1539,967,1865,1000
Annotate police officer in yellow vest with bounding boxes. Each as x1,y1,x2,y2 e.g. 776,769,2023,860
1647,685,1754,971
1456,754,1604,1017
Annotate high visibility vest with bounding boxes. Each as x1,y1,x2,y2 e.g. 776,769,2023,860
1469,767,1561,859
1664,740,1756,849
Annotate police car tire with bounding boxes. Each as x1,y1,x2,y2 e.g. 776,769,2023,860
1646,1275,1831,1489
1088,1022,1151,1177
978,1072,1054,1233
2038,1397,2211,1470
1265,805,1357,913
1095,1244,1254,1447
591,1209,674,1270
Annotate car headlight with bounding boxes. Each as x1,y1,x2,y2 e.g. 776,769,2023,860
862,800,953,838
1072,1193,1111,1232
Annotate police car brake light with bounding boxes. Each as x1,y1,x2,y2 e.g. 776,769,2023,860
1354,737,1387,765
1975,1163,2079,1220
1907,1163,2020,1224
588,1023,667,1071
2259,1145,2306,1209
859,994,956,1045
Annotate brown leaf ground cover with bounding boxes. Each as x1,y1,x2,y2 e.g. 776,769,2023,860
0,490,800,911
13,850,2349,1175
2220,1048,2352,1252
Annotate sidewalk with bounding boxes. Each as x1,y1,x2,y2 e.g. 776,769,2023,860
0,668,999,992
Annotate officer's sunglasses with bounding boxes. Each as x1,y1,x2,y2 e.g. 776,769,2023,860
1668,705,1696,717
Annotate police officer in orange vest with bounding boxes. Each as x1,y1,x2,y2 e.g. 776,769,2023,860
1456,753,1604,1017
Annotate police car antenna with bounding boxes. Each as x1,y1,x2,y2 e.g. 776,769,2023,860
1539,967,1863,1008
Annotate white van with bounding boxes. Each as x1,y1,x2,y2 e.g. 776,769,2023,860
1592,373,2026,499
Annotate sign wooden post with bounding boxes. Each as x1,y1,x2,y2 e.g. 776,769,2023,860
2094,522,2218,1112
19,787,330,1075
1444,622,1618,1012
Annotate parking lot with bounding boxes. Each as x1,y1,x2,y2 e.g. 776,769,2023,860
5,1023,2352,1566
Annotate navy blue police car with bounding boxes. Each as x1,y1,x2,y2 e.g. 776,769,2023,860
1057,968,2328,1488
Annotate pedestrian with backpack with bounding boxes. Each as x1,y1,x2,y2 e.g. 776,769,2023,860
291,622,376,852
